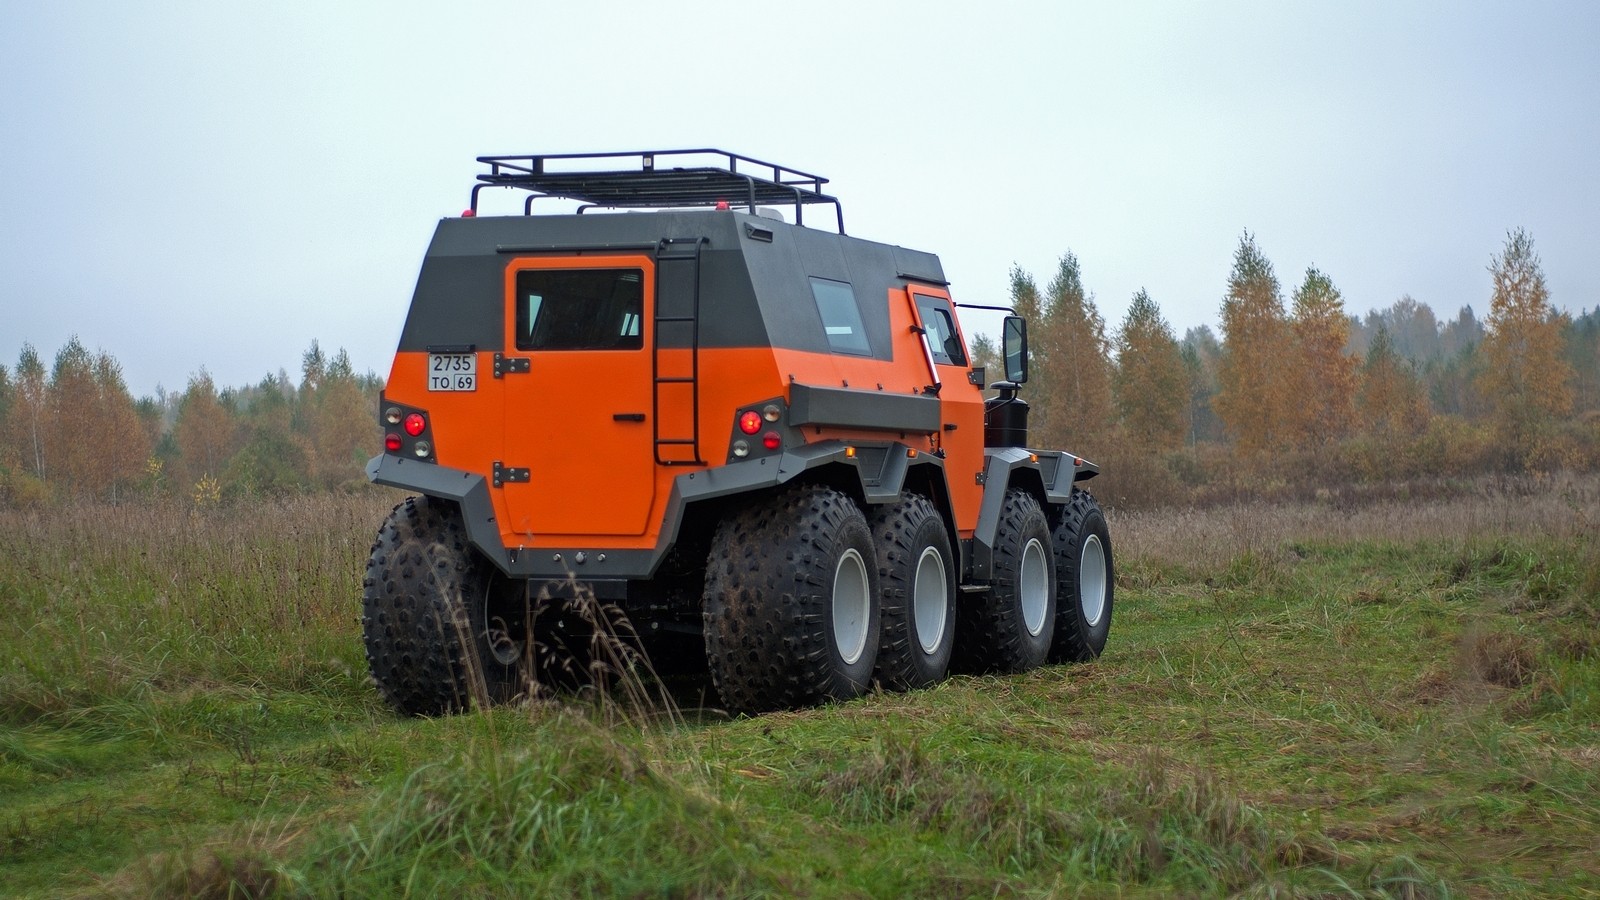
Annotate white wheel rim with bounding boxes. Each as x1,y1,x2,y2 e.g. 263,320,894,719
832,547,871,665
912,546,949,655
1080,533,1107,627
1020,537,1049,636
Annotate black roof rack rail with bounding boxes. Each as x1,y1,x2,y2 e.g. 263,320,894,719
469,149,846,234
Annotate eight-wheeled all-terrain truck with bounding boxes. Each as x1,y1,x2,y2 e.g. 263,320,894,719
363,150,1113,716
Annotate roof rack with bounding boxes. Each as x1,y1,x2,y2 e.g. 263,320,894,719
470,149,846,233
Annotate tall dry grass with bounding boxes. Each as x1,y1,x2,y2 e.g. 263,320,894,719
1111,471,1600,569
0,490,401,722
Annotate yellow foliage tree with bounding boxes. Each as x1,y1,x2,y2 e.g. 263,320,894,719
1476,228,1573,453
1289,268,1358,449
1021,253,1114,456
1113,289,1186,451
173,371,238,488
1215,232,1294,453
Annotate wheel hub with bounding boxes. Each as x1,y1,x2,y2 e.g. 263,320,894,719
1079,533,1107,627
832,548,871,665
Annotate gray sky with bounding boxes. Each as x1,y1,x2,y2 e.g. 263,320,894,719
3,1,1597,398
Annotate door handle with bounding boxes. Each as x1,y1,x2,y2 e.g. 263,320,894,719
613,413,646,422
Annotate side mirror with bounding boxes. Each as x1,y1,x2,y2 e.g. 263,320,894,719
1002,316,1029,384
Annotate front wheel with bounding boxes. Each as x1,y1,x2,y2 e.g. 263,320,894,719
1049,488,1114,662
703,485,881,715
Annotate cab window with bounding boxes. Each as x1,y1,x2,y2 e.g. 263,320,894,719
515,268,643,351
913,294,968,366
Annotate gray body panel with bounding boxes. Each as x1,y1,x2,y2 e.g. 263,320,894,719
397,211,945,356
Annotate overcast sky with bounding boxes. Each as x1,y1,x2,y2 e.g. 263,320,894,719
3,1,1597,398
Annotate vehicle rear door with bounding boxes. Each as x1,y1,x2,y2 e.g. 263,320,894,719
499,255,657,539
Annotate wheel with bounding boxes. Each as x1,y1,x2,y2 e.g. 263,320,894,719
870,494,957,690
953,489,1055,673
702,485,881,714
1049,488,1114,662
361,496,526,715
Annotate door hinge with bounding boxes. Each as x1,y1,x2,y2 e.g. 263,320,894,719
493,461,530,487
975,470,987,486
493,353,530,378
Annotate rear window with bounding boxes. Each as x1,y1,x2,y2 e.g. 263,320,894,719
809,277,871,355
515,268,643,351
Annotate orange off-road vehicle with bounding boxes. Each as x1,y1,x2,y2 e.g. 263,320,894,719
363,150,1113,715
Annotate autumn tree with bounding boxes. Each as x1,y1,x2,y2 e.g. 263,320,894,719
1215,232,1294,452
5,345,49,480
173,370,238,488
1357,326,1428,438
311,349,377,488
87,350,150,497
1289,268,1358,449
1019,252,1114,454
1476,228,1573,450
1112,289,1186,450
44,338,100,494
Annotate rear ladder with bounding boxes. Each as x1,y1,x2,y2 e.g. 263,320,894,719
653,237,707,465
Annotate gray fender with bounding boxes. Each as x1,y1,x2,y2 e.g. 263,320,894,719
365,442,943,581
968,448,1097,582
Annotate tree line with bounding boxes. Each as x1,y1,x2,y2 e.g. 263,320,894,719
975,228,1598,506
2,228,1595,509
0,341,379,507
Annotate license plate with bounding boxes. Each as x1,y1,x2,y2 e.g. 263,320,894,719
428,353,477,391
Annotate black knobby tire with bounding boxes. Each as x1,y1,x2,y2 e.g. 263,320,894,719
361,496,526,715
702,485,881,715
870,494,957,691
1049,488,1114,663
953,489,1055,673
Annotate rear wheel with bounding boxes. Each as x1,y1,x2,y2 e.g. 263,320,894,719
362,496,527,715
953,489,1055,673
870,494,957,690
703,485,881,714
1049,488,1114,662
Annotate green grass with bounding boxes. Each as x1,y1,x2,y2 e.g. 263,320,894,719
2,483,1598,897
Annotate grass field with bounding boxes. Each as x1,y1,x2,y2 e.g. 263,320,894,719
2,477,1597,897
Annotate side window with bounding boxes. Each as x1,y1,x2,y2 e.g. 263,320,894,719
515,268,644,351
809,277,872,356
913,294,968,366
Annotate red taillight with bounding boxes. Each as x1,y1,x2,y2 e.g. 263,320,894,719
385,433,403,452
762,431,781,451
404,413,426,436
739,411,761,434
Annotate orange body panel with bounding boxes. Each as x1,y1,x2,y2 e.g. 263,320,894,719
383,261,992,551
